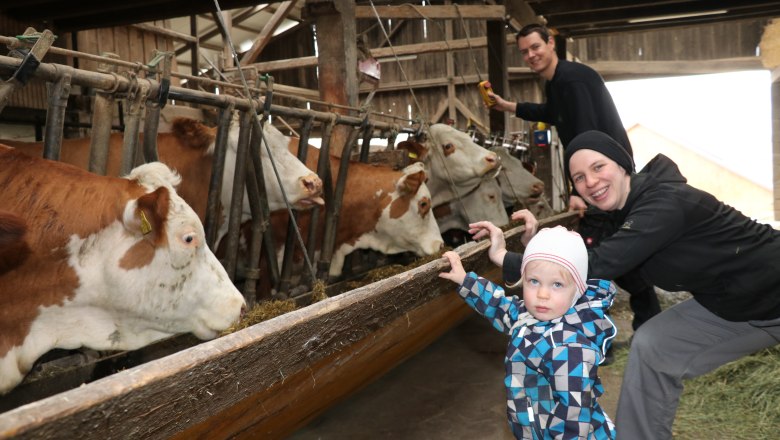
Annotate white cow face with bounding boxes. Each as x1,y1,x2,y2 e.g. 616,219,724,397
222,117,324,210
220,116,324,241
435,177,509,234
329,162,444,277
61,163,245,348
422,124,499,204
490,147,545,206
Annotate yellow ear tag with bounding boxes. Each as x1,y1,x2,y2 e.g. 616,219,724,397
408,152,418,159
140,211,153,235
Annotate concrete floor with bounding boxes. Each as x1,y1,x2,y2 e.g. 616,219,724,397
290,293,634,440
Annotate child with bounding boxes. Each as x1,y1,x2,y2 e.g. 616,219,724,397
439,225,617,439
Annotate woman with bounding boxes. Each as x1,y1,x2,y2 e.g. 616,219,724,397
470,130,780,439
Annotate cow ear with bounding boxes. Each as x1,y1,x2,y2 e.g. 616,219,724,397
396,140,427,163
123,187,170,243
397,169,426,195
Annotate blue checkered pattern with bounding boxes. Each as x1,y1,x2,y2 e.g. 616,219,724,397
457,274,617,439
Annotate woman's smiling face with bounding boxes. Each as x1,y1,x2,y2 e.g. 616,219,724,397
569,149,631,211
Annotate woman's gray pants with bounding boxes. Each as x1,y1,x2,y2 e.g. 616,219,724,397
615,298,780,439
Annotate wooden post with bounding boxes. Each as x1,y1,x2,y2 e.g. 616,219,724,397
486,20,508,134
303,0,358,157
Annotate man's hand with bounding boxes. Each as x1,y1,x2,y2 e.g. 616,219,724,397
487,92,517,113
468,221,508,267
510,209,539,247
439,251,467,285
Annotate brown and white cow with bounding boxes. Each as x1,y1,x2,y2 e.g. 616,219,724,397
266,156,444,279
400,124,500,207
3,117,324,225
0,145,245,394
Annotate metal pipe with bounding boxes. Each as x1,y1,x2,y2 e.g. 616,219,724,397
205,103,234,249
278,116,314,293
309,118,336,277
119,78,151,176
222,111,253,281
142,102,161,163
318,125,362,280
43,67,72,160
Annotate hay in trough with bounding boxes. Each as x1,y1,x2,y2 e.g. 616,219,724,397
222,299,298,335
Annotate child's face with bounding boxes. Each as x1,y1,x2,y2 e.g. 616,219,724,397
522,260,579,321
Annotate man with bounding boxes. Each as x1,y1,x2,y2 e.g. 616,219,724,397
490,24,661,338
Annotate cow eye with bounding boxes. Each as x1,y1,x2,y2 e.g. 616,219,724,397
442,143,454,154
418,197,431,217
181,232,198,246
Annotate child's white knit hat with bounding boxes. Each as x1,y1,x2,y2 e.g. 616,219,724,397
520,226,588,295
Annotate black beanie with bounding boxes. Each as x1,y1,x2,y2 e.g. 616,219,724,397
563,130,635,183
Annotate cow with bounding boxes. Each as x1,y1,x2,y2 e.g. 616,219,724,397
432,175,509,243
489,146,552,219
399,124,500,207
3,117,324,226
265,158,444,281
0,145,246,395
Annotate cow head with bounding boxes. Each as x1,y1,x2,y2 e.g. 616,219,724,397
219,116,324,241
104,162,246,340
433,176,510,236
398,124,499,207
489,147,549,216
222,115,323,209
329,162,444,277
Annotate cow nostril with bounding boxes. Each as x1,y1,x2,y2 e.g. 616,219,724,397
240,304,248,319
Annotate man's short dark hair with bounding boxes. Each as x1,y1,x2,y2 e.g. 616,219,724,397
516,24,551,43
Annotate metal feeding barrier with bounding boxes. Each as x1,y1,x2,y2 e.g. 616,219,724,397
0,30,418,306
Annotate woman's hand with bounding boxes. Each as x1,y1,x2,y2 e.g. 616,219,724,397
439,251,467,285
510,209,539,246
468,221,507,267
568,195,588,217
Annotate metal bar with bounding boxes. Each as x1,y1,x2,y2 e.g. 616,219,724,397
307,118,335,278
317,124,362,280
205,103,234,250
88,54,119,175
0,54,415,133
42,68,72,160
358,122,373,163
142,102,161,162
251,120,280,298
241,119,270,306
222,111,253,281
278,116,315,293
119,78,150,176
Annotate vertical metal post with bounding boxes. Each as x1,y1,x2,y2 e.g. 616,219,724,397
307,118,335,272
119,77,151,175
317,124,362,280
89,53,119,175
43,68,72,161
223,111,253,281
205,102,234,249
278,116,315,293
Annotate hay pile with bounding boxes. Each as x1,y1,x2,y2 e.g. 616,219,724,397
674,346,780,438
221,299,298,335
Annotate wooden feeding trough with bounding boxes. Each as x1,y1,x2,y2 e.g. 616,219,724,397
0,213,578,439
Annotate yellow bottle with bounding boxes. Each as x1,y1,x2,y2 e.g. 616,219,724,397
478,80,497,107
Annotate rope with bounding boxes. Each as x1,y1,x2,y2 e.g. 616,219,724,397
211,0,317,281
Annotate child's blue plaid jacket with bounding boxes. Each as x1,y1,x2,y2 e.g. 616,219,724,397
456,273,617,439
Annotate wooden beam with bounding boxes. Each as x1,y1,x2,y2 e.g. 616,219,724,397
244,34,518,73
355,5,505,20
240,0,299,66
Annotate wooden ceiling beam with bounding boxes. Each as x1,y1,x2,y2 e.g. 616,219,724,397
355,5,505,20
547,0,779,28
240,0,299,66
